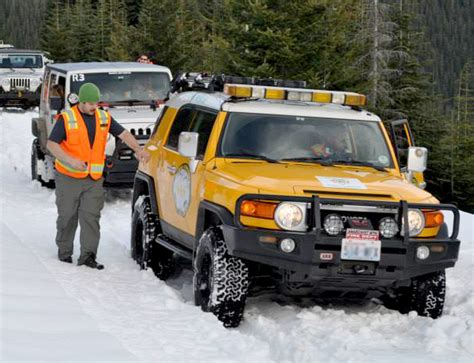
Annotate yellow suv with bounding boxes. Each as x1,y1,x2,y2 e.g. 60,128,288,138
131,74,461,327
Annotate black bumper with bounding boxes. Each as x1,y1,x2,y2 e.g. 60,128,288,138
0,90,40,106
221,195,461,288
103,136,148,188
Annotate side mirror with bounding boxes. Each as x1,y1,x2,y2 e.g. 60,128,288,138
178,132,199,158
49,96,62,111
407,146,427,173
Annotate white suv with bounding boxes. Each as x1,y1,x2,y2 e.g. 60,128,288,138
0,49,48,109
31,61,172,188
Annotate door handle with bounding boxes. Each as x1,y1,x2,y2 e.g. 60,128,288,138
167,165,177,174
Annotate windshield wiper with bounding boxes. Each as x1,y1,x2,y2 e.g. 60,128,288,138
331,159,388,172
224,152,280,163
279,157,334,166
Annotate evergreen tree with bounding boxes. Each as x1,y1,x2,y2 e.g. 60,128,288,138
41,0,73,62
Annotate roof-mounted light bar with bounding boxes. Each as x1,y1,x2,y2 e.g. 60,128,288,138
223,84,367,106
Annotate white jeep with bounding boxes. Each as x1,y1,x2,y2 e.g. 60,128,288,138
0,49,48,109
31,61,172,188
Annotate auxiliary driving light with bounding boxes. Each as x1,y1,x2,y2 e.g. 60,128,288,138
379,217,399,238
401,209,425,237
323,214,344,236
416,246,430,260
280,238,296,253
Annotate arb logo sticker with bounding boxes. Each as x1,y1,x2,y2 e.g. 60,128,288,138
320,253,333,261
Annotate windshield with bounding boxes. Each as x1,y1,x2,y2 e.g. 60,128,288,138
219,113,394,168
0,54,43,68
69,72,171,103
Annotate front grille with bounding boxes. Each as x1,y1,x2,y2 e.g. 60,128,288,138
10,78,30,90
130,127,151,136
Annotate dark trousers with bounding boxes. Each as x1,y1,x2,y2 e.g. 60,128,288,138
55,172,105,264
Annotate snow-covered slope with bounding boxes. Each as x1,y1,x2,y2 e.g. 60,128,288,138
1,108,473,362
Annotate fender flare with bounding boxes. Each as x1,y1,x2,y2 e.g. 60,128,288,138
195,201,234,250
133,171,159,215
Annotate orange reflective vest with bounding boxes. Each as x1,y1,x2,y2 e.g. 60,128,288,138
55,105,111,180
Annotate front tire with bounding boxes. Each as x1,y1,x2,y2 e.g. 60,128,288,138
31,139,55,188
193,227,249,327
131,196,174,280
383,270,446,319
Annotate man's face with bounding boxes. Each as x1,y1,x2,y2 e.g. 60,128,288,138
80,102,99,115
138,56,149,63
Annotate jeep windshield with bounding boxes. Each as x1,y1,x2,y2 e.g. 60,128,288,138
69,72,170,104
219,113,394,169
0,54,43,69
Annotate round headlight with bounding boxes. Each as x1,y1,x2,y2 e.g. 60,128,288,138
30,78,40,87
323,213,344,236
401,209,425,237
2,78,10,86
379,217,399,238
275,202,304,230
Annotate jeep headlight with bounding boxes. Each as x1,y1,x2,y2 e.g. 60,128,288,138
30,78,40,88
1,78,9,86
401,209,425,237
274,202,307,231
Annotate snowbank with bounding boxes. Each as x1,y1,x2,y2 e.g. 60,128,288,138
1,109,473,362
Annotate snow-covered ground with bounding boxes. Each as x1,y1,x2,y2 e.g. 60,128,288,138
1,108,473,362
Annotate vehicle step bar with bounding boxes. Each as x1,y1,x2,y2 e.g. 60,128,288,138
156,234,193,260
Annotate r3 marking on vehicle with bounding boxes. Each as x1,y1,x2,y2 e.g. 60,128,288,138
131,72,462,327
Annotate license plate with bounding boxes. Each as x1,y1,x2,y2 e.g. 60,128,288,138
341,229,381,262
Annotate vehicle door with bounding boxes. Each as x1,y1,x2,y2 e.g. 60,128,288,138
389,119,425,187
156,105,218,248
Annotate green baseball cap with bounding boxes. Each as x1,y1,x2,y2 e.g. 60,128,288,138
78,82,100,103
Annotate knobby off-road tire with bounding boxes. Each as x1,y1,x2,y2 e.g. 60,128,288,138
131,196,174,280
193,227,249,328
31,139,55,188
383,270,446,319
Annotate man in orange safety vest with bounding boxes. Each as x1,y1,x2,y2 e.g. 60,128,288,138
47,83,150,269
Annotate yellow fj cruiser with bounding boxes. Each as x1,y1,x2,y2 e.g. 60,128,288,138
131,74,461,327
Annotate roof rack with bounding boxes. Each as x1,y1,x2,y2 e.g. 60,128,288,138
170,72,307,93
169,72,366,107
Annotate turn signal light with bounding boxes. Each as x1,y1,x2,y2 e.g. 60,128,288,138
423,210,444,228
241,200,277,219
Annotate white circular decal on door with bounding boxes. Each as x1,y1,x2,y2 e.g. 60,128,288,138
172,165,191,216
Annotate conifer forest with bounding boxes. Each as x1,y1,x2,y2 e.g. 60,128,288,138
1,0,473,211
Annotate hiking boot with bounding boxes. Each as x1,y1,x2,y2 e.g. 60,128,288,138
59,256,73,263
79,255,104,270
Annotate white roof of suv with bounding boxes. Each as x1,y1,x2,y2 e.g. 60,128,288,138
47,62,172,77
167,91,381,122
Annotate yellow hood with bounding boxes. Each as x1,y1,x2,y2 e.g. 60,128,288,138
212,158,435,203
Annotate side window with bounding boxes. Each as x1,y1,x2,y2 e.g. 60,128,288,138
391,121,413,169
189,110,218,159
165,107,194,149
42,69,51,102
48,73,57,98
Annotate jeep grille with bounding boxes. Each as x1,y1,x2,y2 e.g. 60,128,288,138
130,128,151,136
11,78,30,90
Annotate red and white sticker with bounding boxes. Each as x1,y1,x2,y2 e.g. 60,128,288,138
345,228,379,240
320,252,334,261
